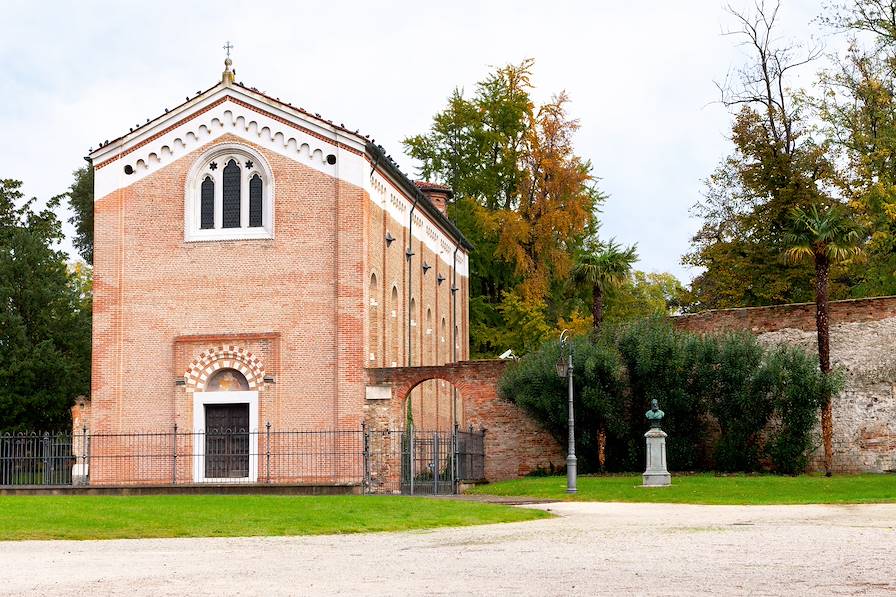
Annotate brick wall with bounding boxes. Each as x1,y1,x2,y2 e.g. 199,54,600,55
92,133,365,437
674,296,896,334
366,361,565,481
366,180,468,435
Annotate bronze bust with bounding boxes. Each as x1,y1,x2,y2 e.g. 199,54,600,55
645,399,664,429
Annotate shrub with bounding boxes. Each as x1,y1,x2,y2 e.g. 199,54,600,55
702,333,776,472
764,346,842,474
500,318,835,474
499,336,625,473
614,319,709,471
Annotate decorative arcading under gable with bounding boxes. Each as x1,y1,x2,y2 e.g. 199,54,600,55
95,97,356,182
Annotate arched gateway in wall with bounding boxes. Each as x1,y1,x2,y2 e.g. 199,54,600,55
365,360,564,481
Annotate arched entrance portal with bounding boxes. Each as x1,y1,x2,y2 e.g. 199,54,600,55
403,379,464,432
193,367,259,482
365,361,565,485
399,379,473,494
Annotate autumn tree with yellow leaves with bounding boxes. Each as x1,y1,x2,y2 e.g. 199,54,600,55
404,60,604,355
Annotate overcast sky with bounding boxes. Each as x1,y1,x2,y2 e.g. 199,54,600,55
2,0,828,281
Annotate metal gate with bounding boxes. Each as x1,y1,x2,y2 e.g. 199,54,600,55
393,426,486,495
455,427,485,482
400,428,452,495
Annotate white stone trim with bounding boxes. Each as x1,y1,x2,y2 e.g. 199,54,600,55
184,143,274,242
365,385,392,400
366,169,469,277
191,390,259,483
91,84,469,276
93,92,360,201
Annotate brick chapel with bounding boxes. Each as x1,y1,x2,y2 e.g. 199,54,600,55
86,55,472,473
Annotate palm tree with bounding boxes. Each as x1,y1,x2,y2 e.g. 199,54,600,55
573,239,637,472
573,240,638,332
784,204,863,476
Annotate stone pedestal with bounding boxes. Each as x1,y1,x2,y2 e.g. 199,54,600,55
642,428,671,487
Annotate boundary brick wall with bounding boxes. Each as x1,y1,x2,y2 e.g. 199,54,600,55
366,361,565,481
673,296,896,473
674,296,896,334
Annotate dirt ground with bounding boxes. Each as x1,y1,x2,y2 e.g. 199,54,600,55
2,501,895,596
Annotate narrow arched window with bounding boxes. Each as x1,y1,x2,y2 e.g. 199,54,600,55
200,176,215,230
440,317,447,364
222,159,241,228
369,273,379,365
249,174,263,227
390,286,399,366
425,308,433,365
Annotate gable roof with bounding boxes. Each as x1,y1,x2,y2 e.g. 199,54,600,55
88,77,472,251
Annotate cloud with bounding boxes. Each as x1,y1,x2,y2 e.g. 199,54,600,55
0,0,823,279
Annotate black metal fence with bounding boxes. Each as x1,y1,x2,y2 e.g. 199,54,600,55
0,425,486,495
0,433,75,486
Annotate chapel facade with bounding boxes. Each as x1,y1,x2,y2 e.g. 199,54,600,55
86,57,472,471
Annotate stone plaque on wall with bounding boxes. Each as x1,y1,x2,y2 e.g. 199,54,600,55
365,385,392,400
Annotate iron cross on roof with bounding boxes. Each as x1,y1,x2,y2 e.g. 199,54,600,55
223,41,233,57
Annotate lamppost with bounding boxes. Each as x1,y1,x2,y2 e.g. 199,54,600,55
556,329,577,493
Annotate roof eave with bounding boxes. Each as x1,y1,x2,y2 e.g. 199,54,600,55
89,81,227,161
366,142,474,252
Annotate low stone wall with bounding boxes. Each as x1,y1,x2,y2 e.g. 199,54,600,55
674,297,896,473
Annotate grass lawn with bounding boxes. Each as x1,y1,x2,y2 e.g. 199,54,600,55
0,495,549,541
468,473,896,505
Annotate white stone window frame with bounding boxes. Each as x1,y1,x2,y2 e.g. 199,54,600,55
184,143,275,242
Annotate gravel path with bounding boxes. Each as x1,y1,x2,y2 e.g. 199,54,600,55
2,501,895,596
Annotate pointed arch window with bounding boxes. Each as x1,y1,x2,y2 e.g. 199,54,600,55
222,159,241,228
185,143,274,241
200,176,215,230
249,174,263,228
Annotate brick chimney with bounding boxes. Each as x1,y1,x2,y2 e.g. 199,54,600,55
415,181,453,214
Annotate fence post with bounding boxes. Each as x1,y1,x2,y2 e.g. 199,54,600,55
451,422,458,494
86,428,91,484
409,423,415,496
81,427,88,486
172,423,177,485
361,421,370,495
42,432,50,485
480,426,487,481
0,433,6,486
265,421,271,484
433,431,440,494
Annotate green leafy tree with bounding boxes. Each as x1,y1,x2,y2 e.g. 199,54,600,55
572,240,637,332
701,334,775,471
764,346,839,475
66,165,94,265
501,319,834,474
603,271,688,323
0,180,91,430
784,203,864,475
684,2,834,310
498,335,627,473
813,1,896,297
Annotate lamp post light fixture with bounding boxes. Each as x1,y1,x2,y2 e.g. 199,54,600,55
557,329,577,493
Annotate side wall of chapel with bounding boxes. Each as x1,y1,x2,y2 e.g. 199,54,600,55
364,178,470,432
